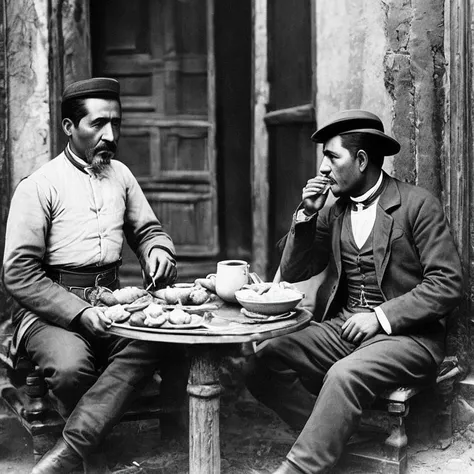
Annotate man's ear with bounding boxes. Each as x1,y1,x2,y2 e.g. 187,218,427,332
356,150,369,172
62,118,74,137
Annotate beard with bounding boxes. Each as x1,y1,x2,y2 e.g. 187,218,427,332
85,143,116,178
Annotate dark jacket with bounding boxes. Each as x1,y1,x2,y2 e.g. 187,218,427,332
279,173,464,364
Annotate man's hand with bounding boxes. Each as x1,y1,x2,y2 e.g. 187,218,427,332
341,311,381,344
146,248,177,285
78,307,112,338
302,176,331,214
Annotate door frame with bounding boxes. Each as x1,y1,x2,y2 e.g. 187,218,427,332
250,0,317,279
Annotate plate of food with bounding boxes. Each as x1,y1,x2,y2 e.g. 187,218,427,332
84,277,225,330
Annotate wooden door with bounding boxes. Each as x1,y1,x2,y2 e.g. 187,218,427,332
265,0,317,275
91,0,218,278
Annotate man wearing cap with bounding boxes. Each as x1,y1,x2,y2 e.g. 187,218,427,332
244,110,463,473
3,77,187,473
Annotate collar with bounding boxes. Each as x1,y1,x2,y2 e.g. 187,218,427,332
350,171,383,203
333,172,401,217
64,145,93,175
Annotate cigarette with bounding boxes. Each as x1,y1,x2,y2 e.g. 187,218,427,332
322,183,331,195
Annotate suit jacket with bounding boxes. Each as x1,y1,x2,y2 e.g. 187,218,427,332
279,173,464,364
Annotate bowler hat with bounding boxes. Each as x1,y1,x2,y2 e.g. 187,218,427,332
62,77,120,102
311,109,400,156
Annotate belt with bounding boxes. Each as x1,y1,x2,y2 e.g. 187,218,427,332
44,261,121,289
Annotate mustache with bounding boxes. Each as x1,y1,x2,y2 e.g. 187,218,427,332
94,142,117,154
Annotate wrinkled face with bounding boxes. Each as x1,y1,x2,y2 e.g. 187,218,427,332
320,135,364,197
63,98,121,176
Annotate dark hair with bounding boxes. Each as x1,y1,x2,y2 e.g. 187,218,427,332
61,98,89,126
340,133,385,169
61,96,122,126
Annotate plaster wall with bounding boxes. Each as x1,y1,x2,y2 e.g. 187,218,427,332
7,0,50,188
6,0,91,189
316,0,446,198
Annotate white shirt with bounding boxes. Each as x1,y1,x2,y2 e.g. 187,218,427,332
349,172,392,334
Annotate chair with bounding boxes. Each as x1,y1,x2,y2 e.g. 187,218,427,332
0,327,186,462
339,356,460,474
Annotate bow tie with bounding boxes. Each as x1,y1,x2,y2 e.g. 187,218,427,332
350,178,387,212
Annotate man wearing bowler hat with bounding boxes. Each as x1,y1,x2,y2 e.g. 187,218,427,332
244,109,463,473
3,77,188,473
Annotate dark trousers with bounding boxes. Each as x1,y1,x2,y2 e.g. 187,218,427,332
244,315,438,474
23,318,189,459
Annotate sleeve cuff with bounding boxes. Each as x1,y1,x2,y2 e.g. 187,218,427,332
295,209,318,223
374,306,392,334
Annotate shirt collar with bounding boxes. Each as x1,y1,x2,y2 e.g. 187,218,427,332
65,144,94,176
350,171,383,203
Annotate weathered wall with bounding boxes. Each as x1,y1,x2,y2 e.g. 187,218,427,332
316,0,395,175
316,0,446,197
7,0,51,188
6,0,91,189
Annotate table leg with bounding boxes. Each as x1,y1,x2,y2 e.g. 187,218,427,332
187,345,222,474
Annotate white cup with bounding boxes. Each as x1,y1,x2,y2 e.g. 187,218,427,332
209,260,250,303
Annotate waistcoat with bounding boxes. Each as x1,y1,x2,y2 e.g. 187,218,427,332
340,209,385,312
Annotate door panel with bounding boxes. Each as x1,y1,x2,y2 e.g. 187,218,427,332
266,0,316,275
92,0,218,276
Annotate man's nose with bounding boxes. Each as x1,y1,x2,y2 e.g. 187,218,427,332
102,123,116,142
319,157,331,175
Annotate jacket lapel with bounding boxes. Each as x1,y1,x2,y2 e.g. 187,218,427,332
332,199,348,277
373,175,401,286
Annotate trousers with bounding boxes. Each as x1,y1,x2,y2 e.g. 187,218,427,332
23,318,189,459
244,315,438,474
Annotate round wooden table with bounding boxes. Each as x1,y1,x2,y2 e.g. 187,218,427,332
109,304,312,474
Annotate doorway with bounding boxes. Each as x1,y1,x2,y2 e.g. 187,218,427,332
91,0,252,282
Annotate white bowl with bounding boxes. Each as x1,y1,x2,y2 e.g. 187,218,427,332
234,289,304,315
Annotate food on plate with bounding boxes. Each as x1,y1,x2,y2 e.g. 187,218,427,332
237,282,302,302
103,304,131,323
188,286,209,305
129,311,147,327
168,308,192,325
143,302,164,319
243,282,273,295
132,294,153,305
112,286,148,304
144,314,167,327
194,275,216,293
97,288,120,306
153,286,194,305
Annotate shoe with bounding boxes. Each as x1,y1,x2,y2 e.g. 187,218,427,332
273,459,305,474
32,437,83,474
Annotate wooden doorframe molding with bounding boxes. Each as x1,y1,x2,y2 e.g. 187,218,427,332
444,0,473,366
251,0,270,279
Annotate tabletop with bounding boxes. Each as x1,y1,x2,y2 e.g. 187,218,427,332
108,303,312,344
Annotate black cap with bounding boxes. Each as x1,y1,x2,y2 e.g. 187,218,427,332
311,109,400,156
62,77,120,102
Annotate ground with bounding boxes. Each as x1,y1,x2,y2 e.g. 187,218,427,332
1,391,474,474
1,354,473,474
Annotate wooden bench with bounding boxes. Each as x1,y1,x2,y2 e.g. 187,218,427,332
0,331,187,462
340,356,461,474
